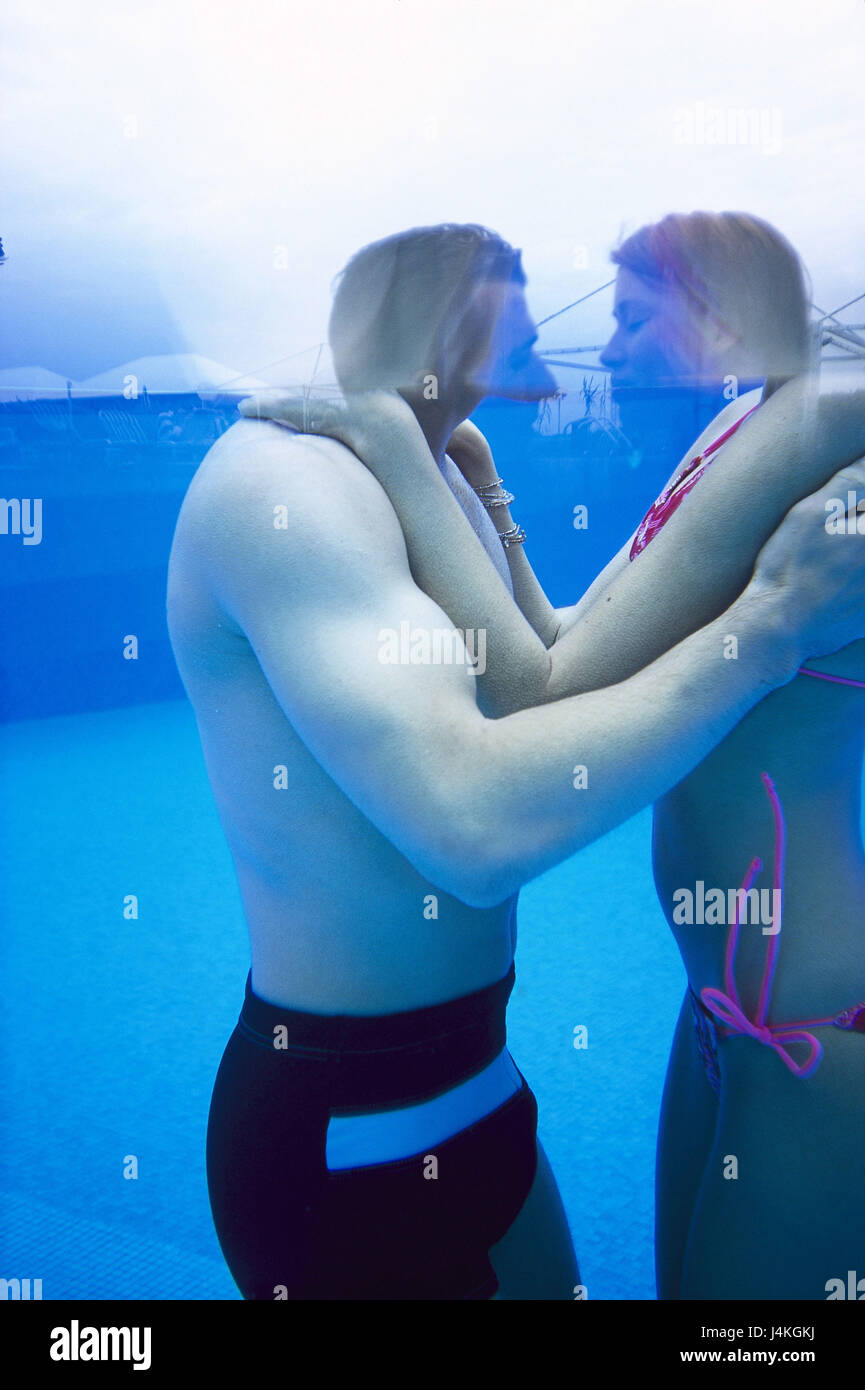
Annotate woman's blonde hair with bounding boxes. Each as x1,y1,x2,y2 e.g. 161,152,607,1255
611,211,814,383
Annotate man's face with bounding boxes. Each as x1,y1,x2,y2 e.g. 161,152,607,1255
465,281,558,402
599,266,714,394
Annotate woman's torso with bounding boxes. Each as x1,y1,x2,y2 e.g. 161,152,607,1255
646,392,865,1019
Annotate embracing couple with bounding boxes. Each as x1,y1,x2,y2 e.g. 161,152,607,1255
167,216,864,1301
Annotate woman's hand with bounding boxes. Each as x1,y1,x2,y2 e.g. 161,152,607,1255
237,388,434,485
444,419,499,490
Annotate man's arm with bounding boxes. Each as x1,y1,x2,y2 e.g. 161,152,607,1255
203,426,810,910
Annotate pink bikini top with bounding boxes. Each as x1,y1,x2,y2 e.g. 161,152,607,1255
629,405,761,561
629,404,865,692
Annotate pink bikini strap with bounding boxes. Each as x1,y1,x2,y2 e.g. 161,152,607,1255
629,404,760,561
798,668,865,689
699,404,760,460
699,772,825,1079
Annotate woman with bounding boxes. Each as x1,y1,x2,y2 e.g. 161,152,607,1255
594,214,865,1299
598,212,809,456
241,212,864,1298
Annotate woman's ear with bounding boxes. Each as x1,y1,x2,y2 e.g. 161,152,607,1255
704,317,739,360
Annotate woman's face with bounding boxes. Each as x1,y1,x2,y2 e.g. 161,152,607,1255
600,266,726,393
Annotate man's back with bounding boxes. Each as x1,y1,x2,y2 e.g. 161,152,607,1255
167,418,516,1013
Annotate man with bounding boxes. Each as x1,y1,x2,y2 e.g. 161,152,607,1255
167,223,863,1300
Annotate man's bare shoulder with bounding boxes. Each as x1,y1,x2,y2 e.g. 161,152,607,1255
186,418,405,547
175,418,409,603
195,418,378,504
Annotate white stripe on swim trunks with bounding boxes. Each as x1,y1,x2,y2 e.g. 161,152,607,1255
324,1048,523,1170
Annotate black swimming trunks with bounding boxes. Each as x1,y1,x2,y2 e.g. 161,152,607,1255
205,963,538,1299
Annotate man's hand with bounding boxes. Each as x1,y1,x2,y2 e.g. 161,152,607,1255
749,458,865,662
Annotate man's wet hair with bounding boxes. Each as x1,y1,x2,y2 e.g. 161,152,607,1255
329,223,525,393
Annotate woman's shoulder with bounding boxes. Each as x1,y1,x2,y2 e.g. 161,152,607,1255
701,388,764,445
661,389,763,492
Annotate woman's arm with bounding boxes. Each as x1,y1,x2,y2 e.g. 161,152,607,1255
548,392,766,634
241,390,558,716
445,416,647,642
443,418,563,646
452,392,771,642
238,392,639,712
240,374,864,712
543,372,864,697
